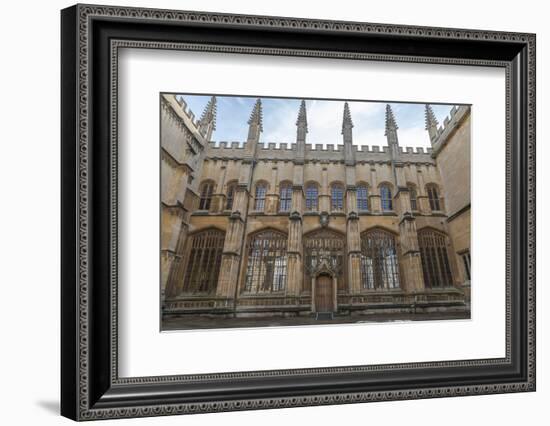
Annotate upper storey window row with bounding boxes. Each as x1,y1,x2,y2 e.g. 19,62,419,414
197,179,442,214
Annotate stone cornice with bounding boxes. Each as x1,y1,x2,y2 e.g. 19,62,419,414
161,147,195,174
447,203,471,222
161,201,187,215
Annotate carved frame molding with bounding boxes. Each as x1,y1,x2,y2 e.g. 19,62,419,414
61,4,535,421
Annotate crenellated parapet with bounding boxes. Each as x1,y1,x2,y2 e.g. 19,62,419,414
165,97,445,167
161,94,211,166
205,140,435,164
162,94,206,141
427,105,471,156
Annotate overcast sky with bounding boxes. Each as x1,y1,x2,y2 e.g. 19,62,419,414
178,95,457,149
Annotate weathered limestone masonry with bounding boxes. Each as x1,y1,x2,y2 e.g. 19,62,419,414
161,93,471,319
428,104,472,303
161,95,211,298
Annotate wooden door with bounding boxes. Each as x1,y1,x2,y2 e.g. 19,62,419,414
315,275,333,313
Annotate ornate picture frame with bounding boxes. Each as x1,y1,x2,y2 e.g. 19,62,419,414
61,4,535,421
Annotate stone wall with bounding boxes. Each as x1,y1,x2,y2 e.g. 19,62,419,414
433,109,471,217
431,106,471,299
160,94,210,297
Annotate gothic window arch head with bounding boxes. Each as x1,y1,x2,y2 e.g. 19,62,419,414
305,182,319,211
182,228,225,294
426,183,442,211
407,182,418,211
418,228,453,288
225,180,238,211
330,182,345,212
279,181,293,212
360,228,400,289
244,229,288,293
356,183,369,212
198,180,215,210
254,181,268,211
379,183,393,211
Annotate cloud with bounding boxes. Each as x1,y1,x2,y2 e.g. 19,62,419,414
307,100,382,145
262,99,386,146
178,94,456,149
261,99,300,144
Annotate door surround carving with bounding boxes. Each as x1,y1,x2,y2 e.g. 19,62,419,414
311,257,338,313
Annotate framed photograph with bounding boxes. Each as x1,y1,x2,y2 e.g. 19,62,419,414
61,4,536,421
159,93,472,331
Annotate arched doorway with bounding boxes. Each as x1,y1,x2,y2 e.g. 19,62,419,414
315,274,334,313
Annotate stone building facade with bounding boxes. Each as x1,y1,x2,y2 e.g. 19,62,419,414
160,94,471,319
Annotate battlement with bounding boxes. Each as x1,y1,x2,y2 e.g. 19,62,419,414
307,144,344,152
400,146,433,155
431,105,470,155
174,95,201,129
164,94,452,166
161,93,211,147
209,141,245,149
206,141,432,155
205,140,435,163
261,142,294,150
434,105,468,141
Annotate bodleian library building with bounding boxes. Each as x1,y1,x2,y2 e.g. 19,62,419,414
160,94,471,320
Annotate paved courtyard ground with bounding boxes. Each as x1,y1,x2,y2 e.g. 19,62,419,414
161,311,470,331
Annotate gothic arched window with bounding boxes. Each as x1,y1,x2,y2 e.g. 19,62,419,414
418,228,453,288
279,182,292,212
198,181,214,210
357,184,369,211
408,183,418,211
254,182,267,211
305,183,319,211
380,184,393,211
331,183,345,212
360,228,400,289
244,229,287,293
225,181,237,210
182,228,225,293
426,184,441,211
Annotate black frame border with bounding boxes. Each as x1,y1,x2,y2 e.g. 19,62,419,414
61,4,536,421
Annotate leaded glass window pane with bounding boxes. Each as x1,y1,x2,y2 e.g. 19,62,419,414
244,230,287,293
254,184,267,211
305,184,318,211
427,184,441,211
380,184,393,211
357,185,369,211
199,181,214,210
182,229,225,294
279,183,292,212
360,229,400,289
418,229,454,288
331,185,344,211
226,182,237,210
461,251,471,281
